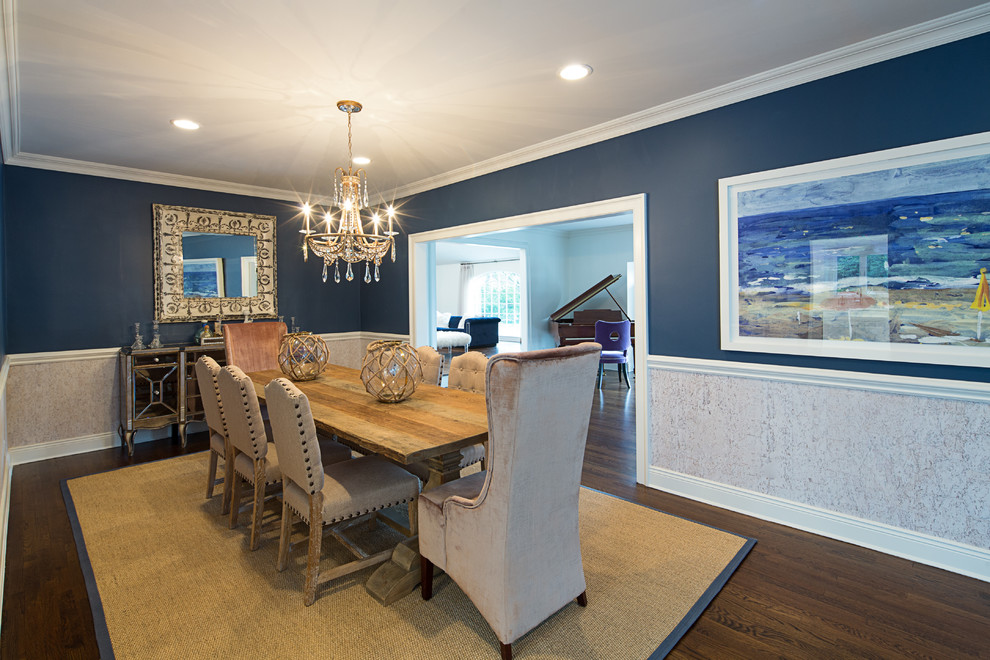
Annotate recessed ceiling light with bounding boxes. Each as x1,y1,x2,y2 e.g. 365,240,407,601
559,64,592,81
353,156,371,165
171,118,200,130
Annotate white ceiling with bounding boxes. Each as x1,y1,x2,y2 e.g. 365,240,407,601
4,1,990,203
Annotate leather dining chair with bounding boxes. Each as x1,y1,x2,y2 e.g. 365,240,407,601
416,345,444,386
594,320,631,388
418,343,602,660
447,351,489,470
223,321,287,373
217,365,351,550
265,377,421,606
194,356,233,514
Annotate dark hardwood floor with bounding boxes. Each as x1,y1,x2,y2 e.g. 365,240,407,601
2,370,989,658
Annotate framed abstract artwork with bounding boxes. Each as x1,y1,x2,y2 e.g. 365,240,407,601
719,131,990,368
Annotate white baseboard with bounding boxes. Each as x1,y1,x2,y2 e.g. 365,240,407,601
648,466,990,583
7,428,174,466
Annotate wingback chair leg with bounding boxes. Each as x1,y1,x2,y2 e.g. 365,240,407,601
577,590,588,607
249,462,266,551
276,499,292,572
304,493,324,606
205,450,219,499
420,556,434,600
500,642,512,660
597,364,604,389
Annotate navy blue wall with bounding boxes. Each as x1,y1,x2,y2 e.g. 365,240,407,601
4,169,361,353
366,33,990,383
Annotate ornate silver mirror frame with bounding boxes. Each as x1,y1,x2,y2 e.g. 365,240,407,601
153,204,277,322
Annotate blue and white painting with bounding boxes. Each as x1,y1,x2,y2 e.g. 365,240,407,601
722,133,990,365
183,258,225,298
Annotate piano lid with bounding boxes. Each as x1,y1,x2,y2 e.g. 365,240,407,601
550,274,622,321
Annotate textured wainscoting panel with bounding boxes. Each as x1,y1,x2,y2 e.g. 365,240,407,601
649,367,990,551
6,356,119,449
321,333,409,370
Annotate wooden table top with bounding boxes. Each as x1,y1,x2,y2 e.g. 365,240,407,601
248,366,488,465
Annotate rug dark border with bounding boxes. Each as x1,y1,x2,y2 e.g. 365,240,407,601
61,479,115,660
62,457,756,660
583,487,757,659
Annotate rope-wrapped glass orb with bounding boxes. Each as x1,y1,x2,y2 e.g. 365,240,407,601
278,332,330,381
360,340,423,403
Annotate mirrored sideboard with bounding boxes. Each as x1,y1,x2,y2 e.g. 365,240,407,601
118,344,226,455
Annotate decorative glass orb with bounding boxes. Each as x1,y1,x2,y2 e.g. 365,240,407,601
278,332,330,381
360,340,423,403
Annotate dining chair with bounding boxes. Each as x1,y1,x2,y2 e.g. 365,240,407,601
594,320,631,388
416,345,444,386
418,343,601,660
194,356,233,515
217,365,351,550
447,351,489,469
223,321,287,373
265,377,421,606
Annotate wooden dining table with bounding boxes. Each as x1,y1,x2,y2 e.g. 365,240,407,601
247,364,489,604
247,365,489,490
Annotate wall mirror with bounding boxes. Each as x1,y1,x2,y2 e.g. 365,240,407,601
153,204,277,322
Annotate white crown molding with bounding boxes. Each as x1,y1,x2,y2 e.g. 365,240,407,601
387,5,990,200
1,6,989,201
648,466,990,583
4,151,307,202
647,354,990,404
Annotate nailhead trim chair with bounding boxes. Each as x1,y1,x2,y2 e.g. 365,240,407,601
416,345,444,386
194,356,233,514
419,343,601,660
218,365,352,550
447,351,490,470
265,377,422,606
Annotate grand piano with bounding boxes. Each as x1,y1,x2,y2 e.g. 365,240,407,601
549,274,635,346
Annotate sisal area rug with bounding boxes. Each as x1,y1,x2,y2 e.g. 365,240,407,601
63,453,754,659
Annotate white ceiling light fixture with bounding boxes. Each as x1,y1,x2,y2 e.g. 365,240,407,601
170,118,200,130
559,64,593,81
300,100,397,284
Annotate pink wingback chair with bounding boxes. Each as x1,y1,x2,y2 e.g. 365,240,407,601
418,343,602,660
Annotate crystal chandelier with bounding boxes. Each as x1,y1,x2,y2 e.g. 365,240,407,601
301,100,397,284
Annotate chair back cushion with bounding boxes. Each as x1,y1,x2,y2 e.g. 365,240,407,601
194,356,226,437
223,321,287,373
447,351,488,393
594,320,631,353
416,345,444,386
264,378,324,495
217,365,269,459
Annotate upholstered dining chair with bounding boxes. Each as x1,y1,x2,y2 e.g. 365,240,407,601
194,356,232,515
416,345,444,386
419,343,602,660
447,351,489,469
265,377,421,606
217,365,351,550
223,321,287,373
594,320,631,388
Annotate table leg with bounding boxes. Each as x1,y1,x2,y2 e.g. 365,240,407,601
366,450,464,605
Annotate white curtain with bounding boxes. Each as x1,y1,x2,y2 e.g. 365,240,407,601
459,263,475,318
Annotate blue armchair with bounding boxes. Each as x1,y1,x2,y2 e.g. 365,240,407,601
464,317,500,348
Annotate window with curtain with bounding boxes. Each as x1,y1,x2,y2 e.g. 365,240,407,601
469,270,521,338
